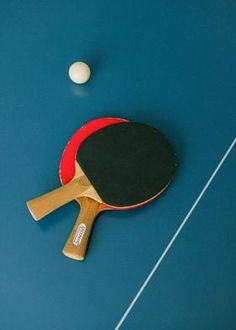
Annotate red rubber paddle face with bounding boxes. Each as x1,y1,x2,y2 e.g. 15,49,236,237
59,117,175,210
59,117,128,185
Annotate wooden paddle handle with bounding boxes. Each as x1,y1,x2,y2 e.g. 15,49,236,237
26,177,90,221
62,198,101,261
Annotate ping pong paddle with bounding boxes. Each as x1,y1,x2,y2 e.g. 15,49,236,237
27,118,177,260
59,117,128,260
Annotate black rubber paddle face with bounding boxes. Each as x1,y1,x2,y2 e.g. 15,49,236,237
77,122,177,207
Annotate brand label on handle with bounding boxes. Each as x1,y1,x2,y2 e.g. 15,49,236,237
73,223,86,246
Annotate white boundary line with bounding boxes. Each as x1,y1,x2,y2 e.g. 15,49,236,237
114,137,236,330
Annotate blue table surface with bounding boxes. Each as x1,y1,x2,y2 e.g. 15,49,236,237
0,1,235,329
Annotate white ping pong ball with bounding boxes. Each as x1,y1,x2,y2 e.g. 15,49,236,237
68,61,91,84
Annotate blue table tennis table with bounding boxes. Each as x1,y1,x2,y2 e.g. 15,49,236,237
0,1,235,329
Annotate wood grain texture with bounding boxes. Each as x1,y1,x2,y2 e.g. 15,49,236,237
62,197,106,260
26,176,101,220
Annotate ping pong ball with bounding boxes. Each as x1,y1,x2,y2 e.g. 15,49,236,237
68,61,91,84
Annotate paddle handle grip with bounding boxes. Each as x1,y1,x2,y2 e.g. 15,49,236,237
62,198,101,260
26,177,90,220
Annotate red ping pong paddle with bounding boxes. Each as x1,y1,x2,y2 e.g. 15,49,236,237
59,117,128,260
